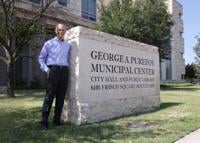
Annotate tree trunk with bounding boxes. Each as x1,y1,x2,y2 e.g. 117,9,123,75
6,59,15,97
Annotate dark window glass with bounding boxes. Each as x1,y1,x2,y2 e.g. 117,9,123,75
29,0,41,4
58,0,67,6
81,0,96,21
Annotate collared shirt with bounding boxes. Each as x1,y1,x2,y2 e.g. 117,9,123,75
38,37,70,72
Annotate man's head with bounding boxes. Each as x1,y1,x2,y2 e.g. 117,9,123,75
55,23,66,40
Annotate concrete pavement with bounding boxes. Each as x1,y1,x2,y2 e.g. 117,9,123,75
174,128,200,143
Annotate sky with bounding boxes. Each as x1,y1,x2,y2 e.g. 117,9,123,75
177,0,200,64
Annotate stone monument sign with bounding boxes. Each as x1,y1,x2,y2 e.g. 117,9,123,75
62,26,160,125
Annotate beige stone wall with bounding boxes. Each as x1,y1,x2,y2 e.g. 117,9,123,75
170,0,185,81
161,0,185,81
15,0,95,28
63,26,160,124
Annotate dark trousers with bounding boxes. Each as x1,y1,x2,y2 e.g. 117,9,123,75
41,66,69,124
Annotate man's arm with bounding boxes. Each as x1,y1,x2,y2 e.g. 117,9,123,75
38,42,49,73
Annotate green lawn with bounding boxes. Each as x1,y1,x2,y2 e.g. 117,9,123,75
0,84,200,143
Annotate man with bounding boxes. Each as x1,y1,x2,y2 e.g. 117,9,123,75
38,23,70,130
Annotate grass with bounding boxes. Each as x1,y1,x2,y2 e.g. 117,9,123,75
0,84,200,143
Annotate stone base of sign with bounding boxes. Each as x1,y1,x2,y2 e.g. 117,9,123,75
62,26,160,125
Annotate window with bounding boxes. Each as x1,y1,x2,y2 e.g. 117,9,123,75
29,0,41,4
179,12,182,17
81,0,96,21
180,31,183,37
181,52,184,59
58,0,68,6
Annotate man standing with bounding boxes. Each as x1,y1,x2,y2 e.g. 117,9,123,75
38,23,70,130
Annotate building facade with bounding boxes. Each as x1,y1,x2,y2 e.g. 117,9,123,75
0,0,185,87
0,0,102,87
161,0,185,81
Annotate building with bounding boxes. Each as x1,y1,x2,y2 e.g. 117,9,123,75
161,0,185,81
0,0,185,87
0,0,103,87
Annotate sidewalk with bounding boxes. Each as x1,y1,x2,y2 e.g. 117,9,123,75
174,128,200,143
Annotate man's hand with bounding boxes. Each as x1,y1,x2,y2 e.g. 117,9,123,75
46,68,50,78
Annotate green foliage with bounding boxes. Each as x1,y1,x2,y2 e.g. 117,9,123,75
30,76,42,89
98,0,173,59
193,34,200,64
0,0,55,97
185,63,198,82
195,64,200,81
15,78,27,89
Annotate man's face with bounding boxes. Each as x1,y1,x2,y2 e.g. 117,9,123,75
55,24,66,40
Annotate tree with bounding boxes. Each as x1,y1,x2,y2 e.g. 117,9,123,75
0,0,55,97
195,64,200,82
185,63,197,83
98,0,173,59
193,34,200,64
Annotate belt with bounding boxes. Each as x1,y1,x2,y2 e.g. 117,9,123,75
48,65,68,69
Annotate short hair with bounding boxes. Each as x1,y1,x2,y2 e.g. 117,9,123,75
55,23,66,33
